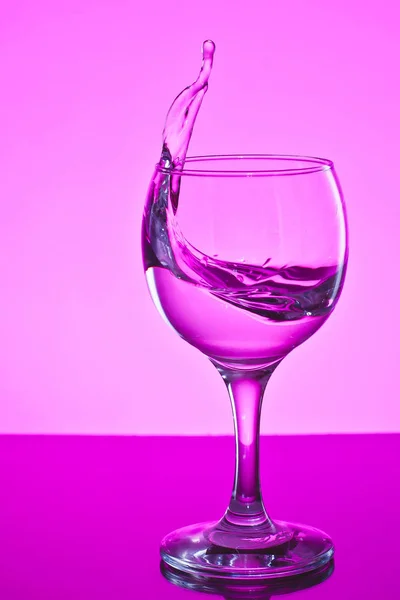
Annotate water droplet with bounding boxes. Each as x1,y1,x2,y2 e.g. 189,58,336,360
201,256,209,266
237,275,244,283
203,40,216,58
306,311,312,316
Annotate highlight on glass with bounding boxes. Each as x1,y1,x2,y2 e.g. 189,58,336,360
141,40,348,579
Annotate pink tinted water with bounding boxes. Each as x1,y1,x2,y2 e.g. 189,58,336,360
143,43,346,370
147,265,340,368
161,40,215,169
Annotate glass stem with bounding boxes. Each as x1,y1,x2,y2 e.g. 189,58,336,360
220,364,279,529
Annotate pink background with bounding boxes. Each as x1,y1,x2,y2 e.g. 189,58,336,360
0,0,398,434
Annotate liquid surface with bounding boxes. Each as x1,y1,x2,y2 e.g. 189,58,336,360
146,263,341,367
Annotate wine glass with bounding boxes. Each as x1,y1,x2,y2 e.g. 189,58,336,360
142,153,348,579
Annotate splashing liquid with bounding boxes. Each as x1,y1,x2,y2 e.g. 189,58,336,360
161,40,215,170
142,41,344,369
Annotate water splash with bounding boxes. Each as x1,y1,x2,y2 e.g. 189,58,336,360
143,41,216,279
161,40,215,170
143,41,344,326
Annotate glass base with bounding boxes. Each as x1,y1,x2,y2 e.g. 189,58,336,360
160,520,334,580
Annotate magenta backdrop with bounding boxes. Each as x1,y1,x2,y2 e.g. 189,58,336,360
0,0,398,434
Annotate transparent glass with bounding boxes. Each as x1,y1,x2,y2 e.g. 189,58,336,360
161,558,334,598
142,154,348,579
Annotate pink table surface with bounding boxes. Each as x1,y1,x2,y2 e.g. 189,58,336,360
0,434,399,598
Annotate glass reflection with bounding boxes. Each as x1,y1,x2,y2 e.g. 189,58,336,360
161,559,334,599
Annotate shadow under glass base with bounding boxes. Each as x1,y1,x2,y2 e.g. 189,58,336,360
160,520,334,580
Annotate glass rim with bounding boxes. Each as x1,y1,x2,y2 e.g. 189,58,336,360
156,154,334,177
